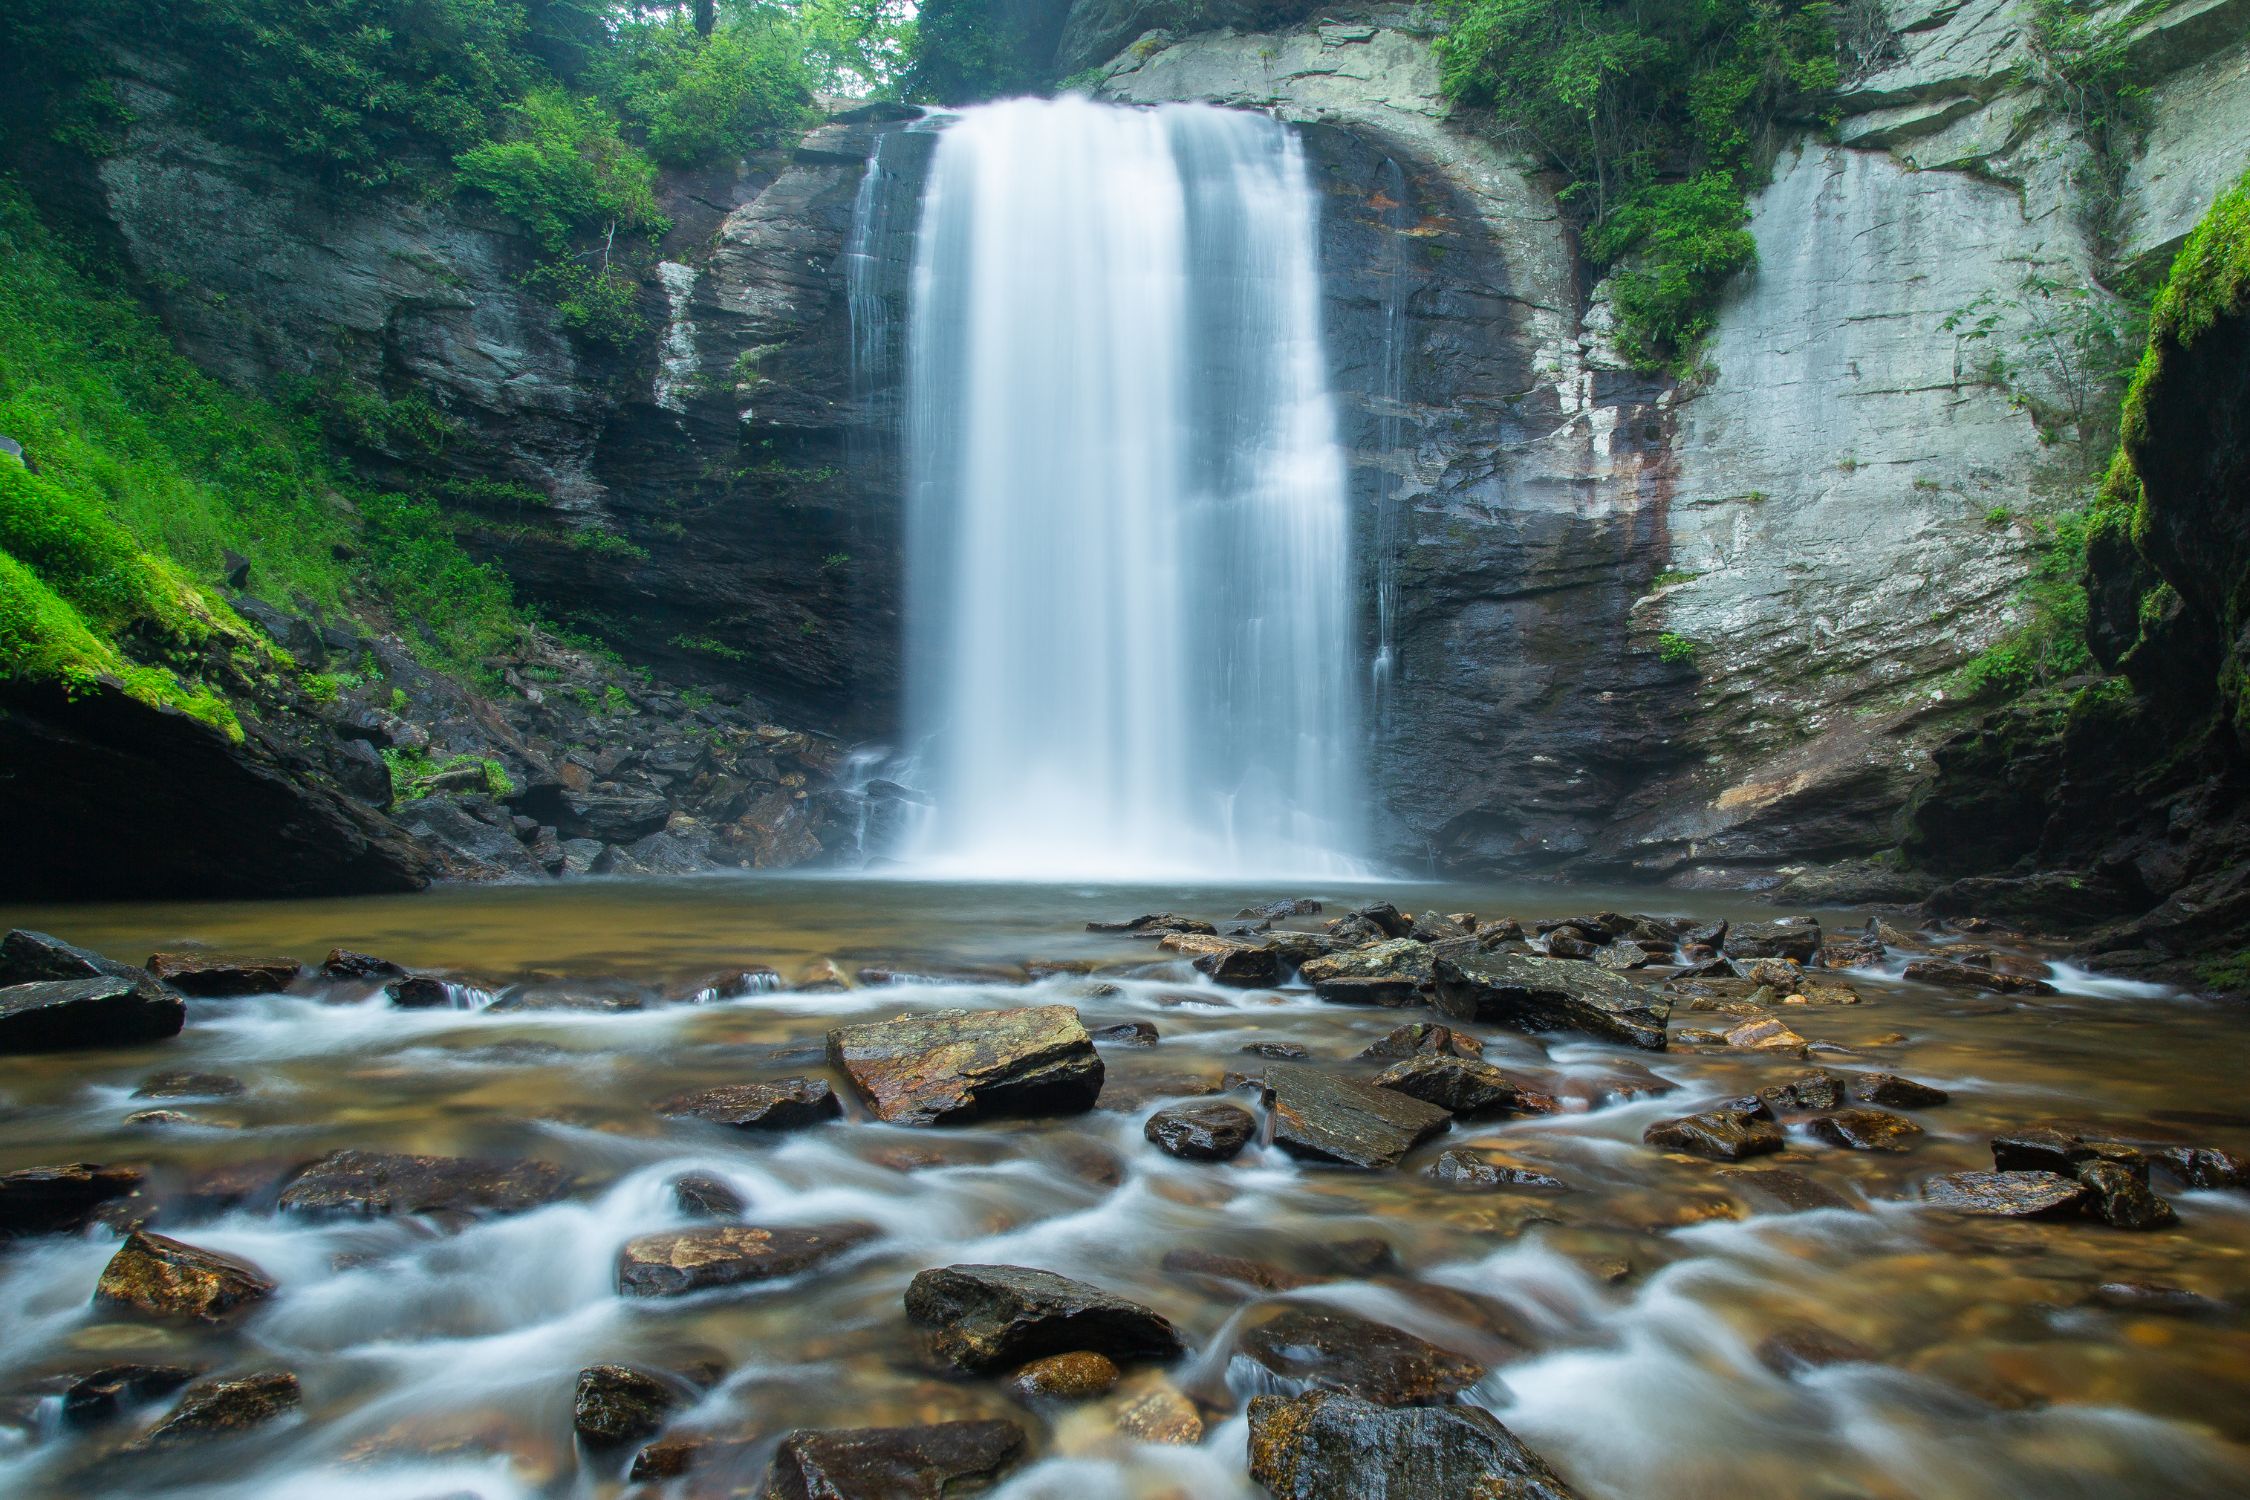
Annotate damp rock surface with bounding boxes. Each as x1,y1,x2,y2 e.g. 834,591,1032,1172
276,1149,573,1217
827,1005,1104,1124
903,1263,1185,1373
1259,1063,1453,1169
1248,1390,1584,1500
1431,951,1671,1050
616,1223,878,1297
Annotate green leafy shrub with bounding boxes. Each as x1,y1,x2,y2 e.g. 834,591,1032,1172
1657,630,1698,664
596,12,814,167
1956,512,2094,699
455,88,664,255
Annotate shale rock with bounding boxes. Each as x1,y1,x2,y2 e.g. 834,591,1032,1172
94,1231,276,1323
145,953,300,996
1143,1100,1256,1161
1644,1109,1785,1162
1258,1064,1452,1169
1725,919,1823,962
1194,945,1282,988
903,1264,1184,1374
616,1223,877,1297
573,1364,679,1446
278,1150,572,1217
0,975,186,1053
2155,1145,2249,1189
655,1078,840,1130
1232,1305,1485,1406
1007,1350,1120,1401
1923,1170,2091,1218
1359,1022,1483,1060
128,1370,299,1450
1240,898,1323,920
826,1005,1103,1125
1431,952,1669,1050
1370,1054,1539,1116
765,1419,1024,1500
1426,1148,1568,1191
1248,1390,1583,1500
1,1162,145,1237
1809,1109,1923,1152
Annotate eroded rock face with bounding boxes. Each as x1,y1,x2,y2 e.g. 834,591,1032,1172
0,975,186,1053
1232,1305,1486,1407
277,1150,572,1218
827,1006,1103,1125
765,1419,1025,1500
903,1264,1185,1374
1432,952,1671,1051
1248,1389,1583,1500
94,1231,276,1324
1259,1064,1453,1169
616,1223,877,1297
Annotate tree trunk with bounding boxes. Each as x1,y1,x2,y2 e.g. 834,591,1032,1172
694,0,717,37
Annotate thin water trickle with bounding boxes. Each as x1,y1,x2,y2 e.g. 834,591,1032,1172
898,98,1364,880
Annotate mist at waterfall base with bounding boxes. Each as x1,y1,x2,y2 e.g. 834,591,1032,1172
876,97,1366,882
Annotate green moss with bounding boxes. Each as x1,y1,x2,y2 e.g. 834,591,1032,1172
1955,510,2095,700
1657,630,1698,664
2194,947,2250,995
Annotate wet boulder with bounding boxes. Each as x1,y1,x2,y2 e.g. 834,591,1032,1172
1413,911,1471,940
1143,1101,1256,1161
1297,939,1433,988
1543,930,1598,960
1310,975,1424,1006
1643,1109,1785,1162
1431,952,1670,1051
1232,1305,1486,1406
1248,1390,1583,1500
1425,1148,1568,1191
1759,1070,1850,1112
671,1173,747,1218
655,1078,841,1131
127,1370,299,1450
1990,1127,2142,1176
322,948,405,981
617,1223,878,1297
145,953,300,996
1808,1109,1923,1152
1359,1022,1483,1060
1849,1073,1950,1109
383,975,462,1008
1194,945,1282,989
0,929,147,985
1723,1017,1807,1054
765,1419,1025,1500
2078,1161,2178,1230
1258,1064,1452,1169
1370,1054,1541,1117
573,1364,680,1446
903,1263,1184,1374
94,1231,276,1323
1090,1020,1159,1047
1724,919,1823,962
1007,1350,1121,1401
2154,1145,2249,1189
827,1005,1103,1125
276,1150,573,1218
0,975,185,1053
1923,1170,2091,1218
551,791,671,844
1,1162,146,1237
59,1363,198,1424
1240,898,1323,921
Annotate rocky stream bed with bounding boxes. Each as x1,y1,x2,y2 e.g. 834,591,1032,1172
0,879,2246,1498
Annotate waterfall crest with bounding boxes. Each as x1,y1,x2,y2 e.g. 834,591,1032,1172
900,97,1364,879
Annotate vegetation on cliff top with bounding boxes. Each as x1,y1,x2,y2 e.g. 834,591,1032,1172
1436,0,1841,373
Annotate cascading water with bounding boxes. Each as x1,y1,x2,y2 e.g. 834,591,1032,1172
899,96,1365,879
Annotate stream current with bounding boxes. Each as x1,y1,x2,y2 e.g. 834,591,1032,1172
1,878,2246,1498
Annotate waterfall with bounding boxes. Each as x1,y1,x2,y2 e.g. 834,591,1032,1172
897,96,1364,879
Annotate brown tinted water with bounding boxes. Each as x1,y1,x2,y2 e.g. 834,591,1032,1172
2,876,2247,1499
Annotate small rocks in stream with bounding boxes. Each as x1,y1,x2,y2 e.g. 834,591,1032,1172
1849,1072,1950,1108
1723,1017,1808,1054
1241,1040,1309,1059
1370,1054,1542,1116
1259,1063,1453,1169
655,1078,841,1130
2090,1281,2231,1317
1248,1389,1584,1500
2077,1160,2178,1230
903,1264,1185,1374
1643,1109,1785,1162
616,1224,878,1297
1143,1101,1257,1161
322,948,405,981
1087,914,1214,936
1923,1170,2090,1218
1426,1148,1568,1191
1311,974,1425,1006
383,975,458,1008
127,1370,299,1450
1723,918,1823,962
572,1364,679,1446
1757,1325,1877,1377
1759,1070,1850,1112
1007,1350,1120,1401
60,1363,198,1424
133,1071,246,1099
1241,898,1323,920
1808,1109,1924,1152
1195,945,1282,988
1431,952,1671,1050
1232,1305,1487,1406
145,952,301,996
277,1150,573,1218
1110,1373,1204,1444
1991,1126,2145,1175
1902,960,2057,995
671,1173,747,1218
94,1231,276,1323
766,1419,1025,1500
1,1162,146,1237
1329,902,1412,942
1716,1168,1854,1213
2155,1145,2249,1189
1359,1022,1483,1060
1159,1248,1319,1292
0,975,185,1053
826,1005,1103,1125
1089,1021,1158,1047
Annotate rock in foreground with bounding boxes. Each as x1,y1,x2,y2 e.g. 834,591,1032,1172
904,1264,1184,1374
1259,1064,1452,1169
766,1419,1025,1500
1249,1390,1582,1500
1233,1306,1486,1406
1431,952,1670,1050
94,1231,275,1324
616,1223,877,1297
827,1006,1103,1125
0,976,185,1053
276,1150,572,1218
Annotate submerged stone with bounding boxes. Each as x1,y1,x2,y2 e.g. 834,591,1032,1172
59,1363,198,1424
1007,1350,1120,1401
573,1363,679,1446
1923,1170,2090,1218
1431,952,1670,1050
1425,1148,1568,1191
826,1005,1103,1125
277,1149,572,1218
1248,1390,1583,1500
671,1173,747,1218
904,1263,1184,1374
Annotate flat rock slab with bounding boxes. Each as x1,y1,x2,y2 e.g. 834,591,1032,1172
827,1005,1103,1125
1902,960,2056,994
145,953,301,996
766,1419,1025,1500
617,1223,877,1297
128,1370,299,1450
277,1150,572,1218
656,1078,841,1130
1431,952,1670,1051
1360,1022,1483,1060
1260,1064,1453,1169
1144,1101,1256,1161
1297,939,1433,987
904,1263,1184,1374
1,1162,145,1237
1370,1054,1540,1116
1249,1390,1583,1500
1644,1109,1786,1162
1233,1305,1487,1407
1809,1109,1923,1152
1923,1170,2091,1218
0,976,185,1053
95,1231,276,1324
